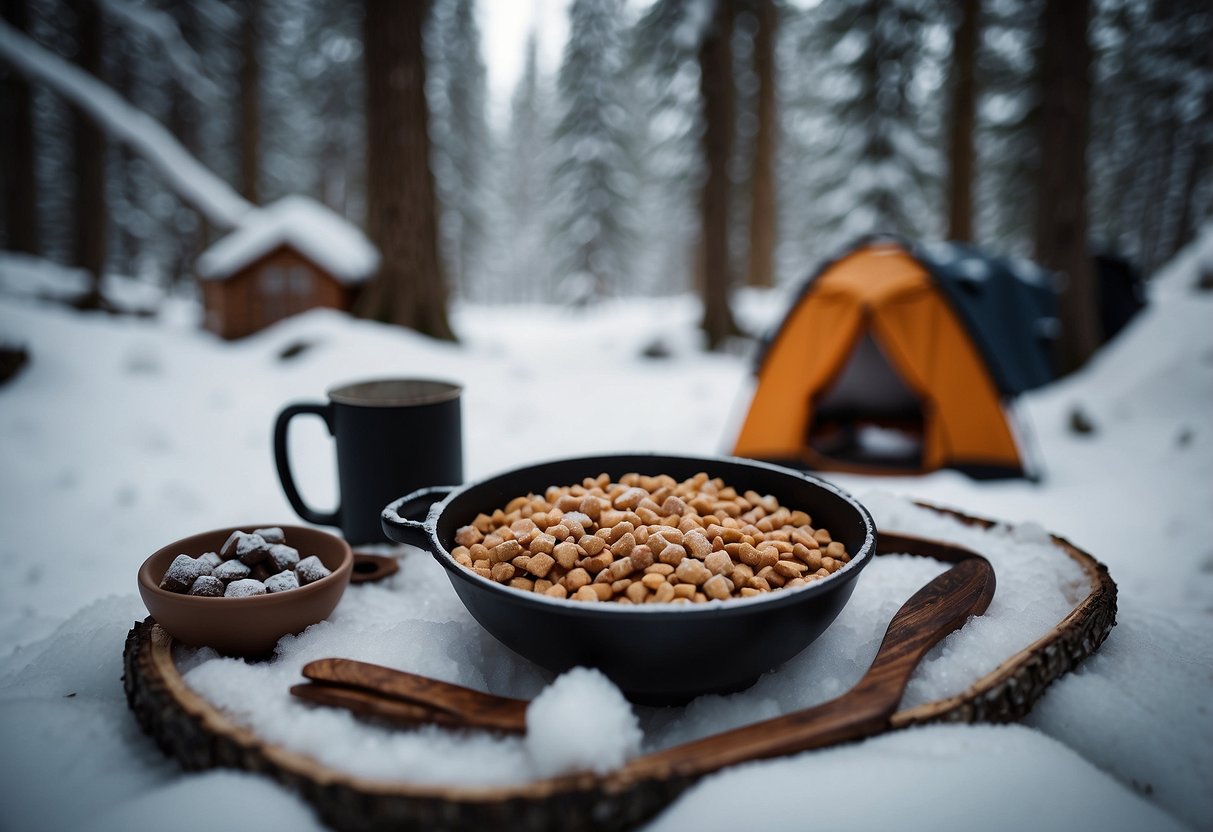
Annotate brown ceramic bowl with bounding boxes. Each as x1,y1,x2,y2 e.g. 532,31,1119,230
137,524,353,658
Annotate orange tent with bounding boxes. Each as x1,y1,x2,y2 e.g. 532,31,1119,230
733,240,1044,478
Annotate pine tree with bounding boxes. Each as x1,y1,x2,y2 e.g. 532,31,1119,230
971,0,1041,255
428,0,489,298
771,2,830,276
22,1,77,265
259,0,364,214
159,0,212,284
235,0,261,204
630,0,704,297
0,0,40,254
550,0,634,300
106,14,141,277
68,0,107,306
306,3,366,219
492,31,553,301
780,0,942,259
1087,0,1213,273
100,0,236,284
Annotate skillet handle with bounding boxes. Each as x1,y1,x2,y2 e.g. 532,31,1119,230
381,486,456,549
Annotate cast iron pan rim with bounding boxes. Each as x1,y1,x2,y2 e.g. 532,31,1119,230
421,452,877,618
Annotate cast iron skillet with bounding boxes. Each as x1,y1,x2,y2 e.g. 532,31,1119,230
381,453,876,704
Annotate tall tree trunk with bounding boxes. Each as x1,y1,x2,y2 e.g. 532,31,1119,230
320,135,347,214
1,0,39,254
164,0,207,287
1139,112,1177,274
699,0,739,349
1172,139,1208,256
1168,24,1212,259
69,0,106,308
1034,0,1097,374
355,0,454,341
946,0,979,241
237,0,261,204
166,87,198,286
109,27,139,276
745,0,777,287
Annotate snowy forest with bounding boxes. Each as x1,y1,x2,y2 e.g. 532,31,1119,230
3,3,1213,828
0,0,1210,364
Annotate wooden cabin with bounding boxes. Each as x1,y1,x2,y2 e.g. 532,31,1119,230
195,196,379,340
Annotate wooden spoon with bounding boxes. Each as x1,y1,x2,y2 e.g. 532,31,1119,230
619,554,995,781
293,658,530,734
292,539,995,777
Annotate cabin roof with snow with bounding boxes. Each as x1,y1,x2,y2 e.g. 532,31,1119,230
195,195,379,285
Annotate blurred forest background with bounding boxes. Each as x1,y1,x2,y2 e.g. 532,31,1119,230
0,0,1210,368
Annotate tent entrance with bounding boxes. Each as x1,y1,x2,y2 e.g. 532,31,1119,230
807,332,925,469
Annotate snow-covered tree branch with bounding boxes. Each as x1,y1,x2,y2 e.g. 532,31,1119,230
0,19,251,229
98,0,222,103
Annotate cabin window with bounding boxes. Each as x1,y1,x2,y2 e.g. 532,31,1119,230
259,266,289,321
288,266,313,296
259,266,286,294
258,263,317,321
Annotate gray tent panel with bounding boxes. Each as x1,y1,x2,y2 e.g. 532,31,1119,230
914,240,1059,396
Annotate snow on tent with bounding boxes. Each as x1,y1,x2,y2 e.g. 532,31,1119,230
732,237,1059,478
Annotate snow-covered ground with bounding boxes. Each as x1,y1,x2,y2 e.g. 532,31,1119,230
1,229,1210,832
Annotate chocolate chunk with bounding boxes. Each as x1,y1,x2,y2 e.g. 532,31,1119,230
236,533,272,566
219,531,243,559
265,571,300,594
160,554,204,593
188,575,225,597
224,578,267,598
268,544,300,572
249,562,274,583
254,527,286,544
294,555,331,586
213,559,251,582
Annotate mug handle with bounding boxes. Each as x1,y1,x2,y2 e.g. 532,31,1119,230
273,402,341,528
381,486,456,549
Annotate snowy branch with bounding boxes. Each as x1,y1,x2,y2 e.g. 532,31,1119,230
98,0,222,103
0,19,251,229
189,0,241,33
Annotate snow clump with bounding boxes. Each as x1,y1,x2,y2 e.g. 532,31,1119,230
525,667,642,777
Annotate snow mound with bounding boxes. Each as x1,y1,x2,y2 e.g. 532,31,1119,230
0,252,165,310
90,769,324,832
525,667,642,777
1150,220,1213,295
645,723,1187,832
195,195,379,285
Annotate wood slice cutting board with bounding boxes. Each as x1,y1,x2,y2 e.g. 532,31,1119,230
123,502,1116,832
